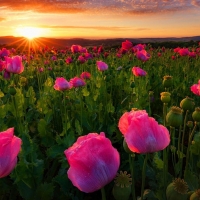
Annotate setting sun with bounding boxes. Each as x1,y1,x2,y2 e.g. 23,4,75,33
16,27,44,39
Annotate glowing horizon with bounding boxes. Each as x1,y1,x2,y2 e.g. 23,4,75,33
0,0,200,39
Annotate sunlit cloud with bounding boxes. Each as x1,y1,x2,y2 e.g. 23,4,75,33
39,25,151,32
0,0,199,15
0,17,5,22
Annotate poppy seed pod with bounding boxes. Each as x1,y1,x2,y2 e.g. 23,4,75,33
163,75,173,88
112,171,132,200
166,106,183,127
180,96,195,112
190,189,200,200
160,92,171,103
187,121,194,128
166,178,188,200
192,107,200,122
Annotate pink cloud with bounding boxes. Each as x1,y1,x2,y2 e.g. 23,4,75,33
0,0,198,15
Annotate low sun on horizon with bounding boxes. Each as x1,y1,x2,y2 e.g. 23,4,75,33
15,26,46,40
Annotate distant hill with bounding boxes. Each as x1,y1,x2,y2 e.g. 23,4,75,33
0,36,199,49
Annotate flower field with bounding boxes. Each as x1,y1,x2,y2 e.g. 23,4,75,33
0,40,200,200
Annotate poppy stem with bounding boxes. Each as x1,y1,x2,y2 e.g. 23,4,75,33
101,187,106,200
129,154,136,200
141,153,148,200
185,122,197,175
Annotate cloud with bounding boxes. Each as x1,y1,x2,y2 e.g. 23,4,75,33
0,0,198,15
0,17,5,22
39,25,151,32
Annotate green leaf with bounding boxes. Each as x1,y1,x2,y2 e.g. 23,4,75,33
26,86,36,105
82,87,90,96
35,183,54,200
0,90,4,97
0,105,7,118
153,152,164,170
38,119,47,136
75,119,83,135
184,170,198,190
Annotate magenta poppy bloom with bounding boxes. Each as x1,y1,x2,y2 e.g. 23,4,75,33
66,57,73,64
0,60,5,72
71,45,83,53
189,52,196,58
178,48,190,56
96,61,108,71
132,66,147,77
118,110,170,153
174,47,181,53
5,56,24,74
97,46,103,54
64,132,120,193
0,127,22,178
132,44,146,52
136,50,150,62
122,40,133,50
54,77,72,91
80,72,91,80
70,77,86,87
0,48,10,58
190,80,200,96
78,55,86,64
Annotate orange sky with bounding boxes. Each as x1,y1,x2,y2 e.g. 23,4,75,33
0,0,200,39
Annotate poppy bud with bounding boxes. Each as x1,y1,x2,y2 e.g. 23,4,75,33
130,81,135,88
189,189,200,200
112,171,132,200
160,92,171,103
180,96,195,112
166,106,183,127
187,121,193,128
166,178,188,200
192,107,200,122
163,75,173,88
9,86,16,95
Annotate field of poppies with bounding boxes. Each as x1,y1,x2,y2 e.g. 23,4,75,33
0,40,200,200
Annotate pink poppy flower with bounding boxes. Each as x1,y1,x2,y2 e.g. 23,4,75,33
80,72,91,80
5,56,24,74
171,55,176,60
77,55,86,64
96,61,108,71
64,132,120,193
174,47,180,53
0,48,10,58
132,44,146,52
65,57,73,64
122,40,133,50
189,52,196,58
70,77,86,87
54,77,72,91
190,80,200,96
98,46,104,54
178,48,190,56
0,60,5,72
136,50,150,62
0,127,22,178
71,45,83,53
132,66,147,77
51,55,57,61
118,110,170,153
